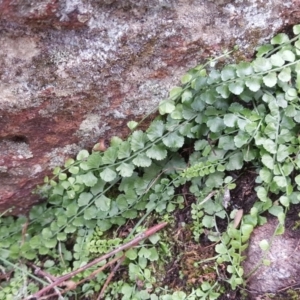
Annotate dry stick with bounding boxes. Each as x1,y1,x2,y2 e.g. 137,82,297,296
29,263,57,282
97,254,126,300
28,222,168,299
39,256,121,300
28,263,63,299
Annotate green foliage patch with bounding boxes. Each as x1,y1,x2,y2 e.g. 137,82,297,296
1,24,300,299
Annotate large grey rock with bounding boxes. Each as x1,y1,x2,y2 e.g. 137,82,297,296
243,218,300,299
0,0,298,214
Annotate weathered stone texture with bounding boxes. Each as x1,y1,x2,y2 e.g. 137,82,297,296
0,0,299,214
243,218,300,299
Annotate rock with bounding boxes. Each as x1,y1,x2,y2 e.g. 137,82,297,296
243,218,300,299
0,0,298,214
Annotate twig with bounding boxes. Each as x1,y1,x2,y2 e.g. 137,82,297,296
97,254,126,300
198,191,217,206
28,222,168,299
28,263,57,282
38,256,121,299
28,263,63,299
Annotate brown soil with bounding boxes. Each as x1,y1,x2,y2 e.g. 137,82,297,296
153,169,300,300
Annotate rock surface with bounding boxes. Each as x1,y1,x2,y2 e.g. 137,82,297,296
243,218,300,299
0,0,299,214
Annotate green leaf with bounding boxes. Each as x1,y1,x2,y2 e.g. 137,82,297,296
78,192,93,206
191,95,206,111
221,65,236,81
271,33,289,44
276,144,289,162
118,141,131,159
110,136,123,147
64,158,75,168
293,24,300,34
295,174,300,186
274,176,287,188
181,73,193,84
257,186,268,202
218,136,236,150
241,223,254,236
224,114,238,127
228,80,244,95
202,215,214,228
245,121,258,134
159,100,175,115
91,180,106,195
132,153,152,167
146,120,165,141
281,50,295,62
100,168,117,182
116,163,135,177
243,147,257,162
205,172,224,188
76,149,89,161
148,247,159,261
95,195,111,211
146,144,167,160
131,130,148,151
263,72,277,87
194,140,208,150
256,44,273,57
278,67,291,82
126,248,138,260
270,53,285,67
148,233,160,245
259,167,272,183
234,131,250,148
122,209,137,219
261,154,274,169
58,173,67,180
102,147,118,164
236,62,253,77
86,153,102,168
127,121,138,130
80,172,98,187
259,239,269,251
226,152,243,170
192,75,207,91
268,205,283,217
207,117,225,133
181,90,193,103
252,57,272,72
282,162,294,176
264,122,277,139
84,206,98,220
169,86,183,99
57,232,67,241
170,105,183,119
279,196,289,207
41,228,53,240
216,84,230,98
162,132,184,149
245,76,261,92
207,69,221,84
285,88,298,101
294,110,300,123
200,90,217,104
263,259,271,266
215,243,227,254
263,139,277,154
285,105,297,117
